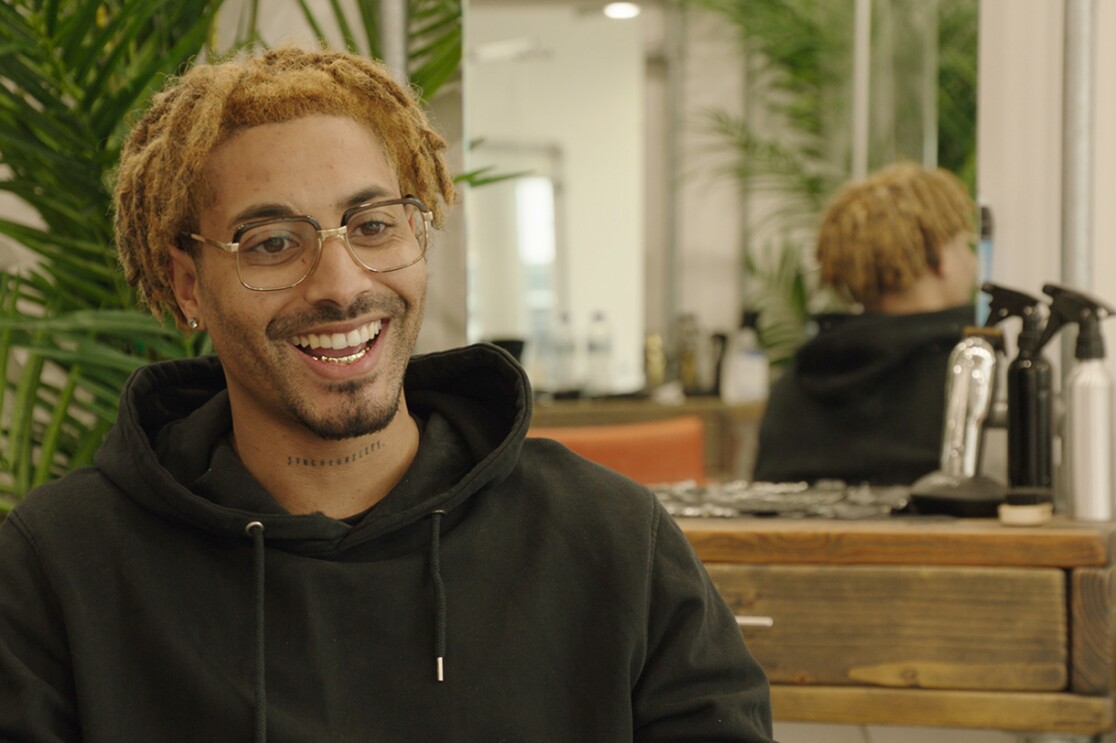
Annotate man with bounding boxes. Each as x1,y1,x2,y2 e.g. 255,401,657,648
754,162,979,486
0,47,774,741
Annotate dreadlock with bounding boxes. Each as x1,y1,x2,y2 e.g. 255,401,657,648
816,162,974,308
113,46,458,328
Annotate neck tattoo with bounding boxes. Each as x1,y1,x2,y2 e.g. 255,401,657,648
287,440,384,468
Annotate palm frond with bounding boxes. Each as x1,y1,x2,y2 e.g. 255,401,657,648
0,0,236,499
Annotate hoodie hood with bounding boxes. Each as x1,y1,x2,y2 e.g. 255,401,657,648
94,343,532,555
793,305,974,401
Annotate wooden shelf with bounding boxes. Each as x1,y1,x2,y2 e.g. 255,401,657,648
681,516,1116,568
680,516,1116,734
771,686,1113,734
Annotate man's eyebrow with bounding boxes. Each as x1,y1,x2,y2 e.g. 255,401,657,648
224,187,397,231
227,203,298,230
342,186,396,209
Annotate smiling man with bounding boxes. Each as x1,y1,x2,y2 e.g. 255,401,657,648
0,48,774,742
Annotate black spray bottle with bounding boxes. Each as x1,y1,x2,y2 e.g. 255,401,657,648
1038,284,1116,520
982,283,1054,524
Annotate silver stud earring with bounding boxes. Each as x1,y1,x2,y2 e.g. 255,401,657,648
188,318,199,330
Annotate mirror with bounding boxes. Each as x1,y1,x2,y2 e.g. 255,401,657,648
464,0,649,394
464,0,977,397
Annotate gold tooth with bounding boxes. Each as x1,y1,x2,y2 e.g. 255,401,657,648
311,344,370,365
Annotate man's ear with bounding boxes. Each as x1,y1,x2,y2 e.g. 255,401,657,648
169,245,204,325
929,237,959,280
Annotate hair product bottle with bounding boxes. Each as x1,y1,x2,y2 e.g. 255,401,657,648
1039,284,1116,520
982,283,1054,488
982,283,1055,525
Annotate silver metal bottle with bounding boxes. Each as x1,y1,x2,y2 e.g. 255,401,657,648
1063,358,1114,520
1040,283,1116,521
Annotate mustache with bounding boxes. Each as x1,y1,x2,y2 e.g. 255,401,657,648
266,293,406,340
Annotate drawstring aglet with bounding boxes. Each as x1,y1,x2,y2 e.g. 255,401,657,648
436,656,445,682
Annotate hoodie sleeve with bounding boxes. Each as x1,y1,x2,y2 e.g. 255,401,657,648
0,513,80,742
632,502,775,742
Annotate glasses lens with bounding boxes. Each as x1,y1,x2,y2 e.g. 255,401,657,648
235,219,320,290
345,200,428,271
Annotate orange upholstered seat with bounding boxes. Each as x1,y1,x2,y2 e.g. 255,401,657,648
528,414,707,485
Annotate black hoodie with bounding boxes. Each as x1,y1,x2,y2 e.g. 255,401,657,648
0,343,774,742
754,306,974,486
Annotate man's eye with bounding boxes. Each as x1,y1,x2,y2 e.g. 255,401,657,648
241,228,304,260
254,236,296,254
354,220,389,238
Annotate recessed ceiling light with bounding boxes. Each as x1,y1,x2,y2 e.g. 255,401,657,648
603,2,641,20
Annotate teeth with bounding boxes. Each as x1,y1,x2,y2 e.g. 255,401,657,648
315,346,369,365
292,320,383,353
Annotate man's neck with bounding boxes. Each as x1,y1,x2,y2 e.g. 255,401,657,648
229,404,421,519
870,278,958,315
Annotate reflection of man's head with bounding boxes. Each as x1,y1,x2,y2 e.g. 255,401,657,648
113,46,458,330
817,162,975,311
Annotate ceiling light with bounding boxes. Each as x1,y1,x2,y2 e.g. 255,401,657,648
603,2,641,20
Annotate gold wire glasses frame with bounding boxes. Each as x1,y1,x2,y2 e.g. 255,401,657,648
181,196,432,292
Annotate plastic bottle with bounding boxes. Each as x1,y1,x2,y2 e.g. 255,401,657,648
720,311,769,404
1038,284,1116,520
585,310,613,397
981,282,1053,490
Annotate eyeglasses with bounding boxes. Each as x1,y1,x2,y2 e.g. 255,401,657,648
182,197,432,291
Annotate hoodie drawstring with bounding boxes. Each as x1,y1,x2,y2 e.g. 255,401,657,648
242,511,444,740
245,521,267,743
429,510,447,682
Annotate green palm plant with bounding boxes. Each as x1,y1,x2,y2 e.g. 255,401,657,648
297,0,462,106
0,0,467,506
685,0,852,368
0,0,242,506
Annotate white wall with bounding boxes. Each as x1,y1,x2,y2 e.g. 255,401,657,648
979,0,1116,379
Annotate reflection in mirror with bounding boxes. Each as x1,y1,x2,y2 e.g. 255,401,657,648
465,0,977,400
465,0,647,394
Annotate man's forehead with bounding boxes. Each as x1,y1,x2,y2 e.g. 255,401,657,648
198,116,402,226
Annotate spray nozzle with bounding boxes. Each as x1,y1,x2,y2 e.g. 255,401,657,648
1039,283,1116,361
981,282,1047,356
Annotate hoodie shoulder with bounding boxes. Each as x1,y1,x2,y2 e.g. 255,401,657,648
9,467,130,541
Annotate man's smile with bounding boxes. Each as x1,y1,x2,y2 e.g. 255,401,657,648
292,319,384,365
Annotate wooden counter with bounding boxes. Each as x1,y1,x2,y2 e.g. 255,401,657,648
678,516,1116,734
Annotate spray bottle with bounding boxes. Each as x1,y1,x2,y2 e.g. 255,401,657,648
1038,284,1116,521
982,283,1055,524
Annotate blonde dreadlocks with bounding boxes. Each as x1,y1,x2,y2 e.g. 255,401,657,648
113,46,458,329
816,162,975,309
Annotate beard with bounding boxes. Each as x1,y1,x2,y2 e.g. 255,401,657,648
268,294,423,440
203,276,425,443
280,375,404,440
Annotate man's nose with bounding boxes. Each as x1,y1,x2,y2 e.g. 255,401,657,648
300,231,368,305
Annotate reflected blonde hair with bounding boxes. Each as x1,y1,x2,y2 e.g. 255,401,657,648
816,162,974,308
113,46,458,328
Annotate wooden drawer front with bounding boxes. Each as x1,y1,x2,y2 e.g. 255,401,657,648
707,563,1068,691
